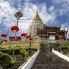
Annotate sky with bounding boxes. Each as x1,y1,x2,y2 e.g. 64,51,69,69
0,0,69,38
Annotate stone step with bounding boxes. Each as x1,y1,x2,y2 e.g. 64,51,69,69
31,65,69,69
31,43,69,69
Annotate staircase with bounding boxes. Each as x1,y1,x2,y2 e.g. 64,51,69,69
31,43,69,69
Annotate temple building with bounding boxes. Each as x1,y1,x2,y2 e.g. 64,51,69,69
28,11,67,40
28,11,44,36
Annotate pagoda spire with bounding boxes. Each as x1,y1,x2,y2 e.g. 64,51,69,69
33,11,41,20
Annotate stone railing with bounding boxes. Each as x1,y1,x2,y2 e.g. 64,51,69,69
52,49,69,62
18,50,40,69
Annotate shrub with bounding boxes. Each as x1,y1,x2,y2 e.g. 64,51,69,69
10,57,18,64
0,46,37,69
0,53,12,63
26,47,37,56
19,48,28,60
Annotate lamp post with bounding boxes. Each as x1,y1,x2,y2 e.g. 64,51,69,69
64,27,68,56
26,35,32,47
28,36,33,47
64,27,68,40
15,11,23,27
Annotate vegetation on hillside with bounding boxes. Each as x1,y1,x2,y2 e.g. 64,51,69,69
0,46,37,69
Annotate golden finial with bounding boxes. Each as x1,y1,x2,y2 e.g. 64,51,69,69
33,11,41,20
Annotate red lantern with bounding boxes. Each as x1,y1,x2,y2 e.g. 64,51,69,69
21,33,27,38
29,37,33,41
9,36,15,40
1,34,7,38
11,26,19,33
26,35,31,39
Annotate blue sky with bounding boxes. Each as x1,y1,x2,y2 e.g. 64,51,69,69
0,0,69,37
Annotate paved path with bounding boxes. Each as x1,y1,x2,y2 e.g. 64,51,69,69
31,43,69,69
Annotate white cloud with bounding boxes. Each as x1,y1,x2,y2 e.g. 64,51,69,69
0,1,16,16
0,0,17,34
52,0,69,15
61,22,69,28
48,6,55,12
0,0,16,27
18,3,56,31
0,0,57,34
39,4,55,25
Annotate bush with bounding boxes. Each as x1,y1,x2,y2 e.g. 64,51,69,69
10,57,18,64
0,46,37,69
0,51,3,56
0,41,3,44
19,48,28,60
26,47,37,56
0,53,11,63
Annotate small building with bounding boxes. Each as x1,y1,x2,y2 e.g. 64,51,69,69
37,26,66,40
